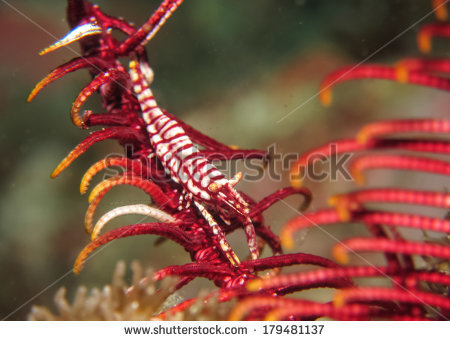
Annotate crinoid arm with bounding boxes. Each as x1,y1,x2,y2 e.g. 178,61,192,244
153,263,237,282
332,238,450,265
73,222,195,274
350,154,450,185
28,57,105,102
50,127,147,179
432,0,449,20
39,20,102,56
80,156,152,194
329,188,450,221
355,119,450,143
84,174,174,234
117,0,184,55
319,64,450,106
91,204,180,240
71,69,129,128
418,22,450,53
250,187,312,217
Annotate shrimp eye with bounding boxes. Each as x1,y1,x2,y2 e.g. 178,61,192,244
208,182,222,192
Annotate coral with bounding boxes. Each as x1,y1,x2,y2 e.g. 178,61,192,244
28,261,178,321
29,261,233,321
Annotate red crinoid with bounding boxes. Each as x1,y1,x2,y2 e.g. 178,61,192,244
30,0,449,320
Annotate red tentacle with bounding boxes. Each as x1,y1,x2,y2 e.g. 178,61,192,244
247,266,396,292
266,302,373,321
74,222,195,274
334,287,450,311
418,22,450,53
356,119,450,143
281,209,342,250
319,65,450,106
330,189,450,221
333,238,450,264
432,0,449,20
350,154,450,184
241,253,341,272
71,69,129,128
28,56,105,102
51,127,147,178
153,263,237,282
117,0,184,55
251,187,312,218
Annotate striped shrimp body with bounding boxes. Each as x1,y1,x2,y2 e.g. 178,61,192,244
129,59,258,266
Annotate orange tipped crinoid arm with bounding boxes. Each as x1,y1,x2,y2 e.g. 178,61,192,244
290,136,450,188
265,302,372,321
241,253,339,274
71,69,128,128
246,269,353,294
329,188,450,221
50,127,145,179
332,237,450,265
418,22,450,53
432,0,449,21
153,263,236,282
404,271,450,289
289,139,367,188
87,174,169,205
282,207,450,251
80,156,150,194
247,266,389,293
228,296,303,321
281,209,342,250
28,57,99,102
250,187,312,217
356,119,450,144
333,287,450,311
85,174,172,234
73,222,191,274
319,64,450,106
350,154,450,185
395,58,450,81
360,211,450,234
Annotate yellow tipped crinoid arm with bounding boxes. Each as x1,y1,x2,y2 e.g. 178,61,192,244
80,157,125,194
319,84,333,107
88,175,128,203
71,69,125,128
328,195,357,222
289,166,304,189
39,21,102,55
356,119,450,144
84,174,170,234
91,204,179,240
84,175,124,234
228,296,296,321
28,57,95,102
432,0,448,21
50,128,141,179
